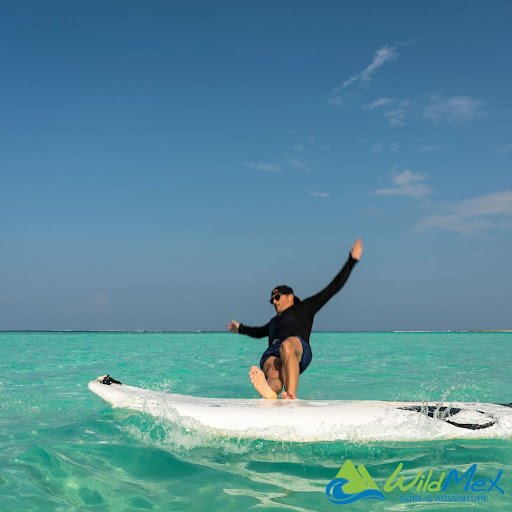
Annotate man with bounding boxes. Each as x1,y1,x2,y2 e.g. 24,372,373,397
227,239,362,400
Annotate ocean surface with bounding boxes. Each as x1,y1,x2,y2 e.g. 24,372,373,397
1,331,511,511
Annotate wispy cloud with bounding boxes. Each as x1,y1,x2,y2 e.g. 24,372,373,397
362,97,395,111
329,40,416,106
362,97,411,126
416,190,512,234
329,46,398,106
284,158,311,172
384,101,411,126
308,190,330,198
497,143,512,152
362,94,485,127
422,95,487,123
243,162,283,173
374,169,434,198
342,45,399,89
243,157,313,173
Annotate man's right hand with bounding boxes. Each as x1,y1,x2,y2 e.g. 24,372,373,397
227,319,240,333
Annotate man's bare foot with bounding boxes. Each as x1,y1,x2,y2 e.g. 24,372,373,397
281,390,297,400
249,366,278,399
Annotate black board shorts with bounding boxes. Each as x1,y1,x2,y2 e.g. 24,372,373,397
259,336,313,374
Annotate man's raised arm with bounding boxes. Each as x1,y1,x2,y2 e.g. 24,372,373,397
304,239,363,314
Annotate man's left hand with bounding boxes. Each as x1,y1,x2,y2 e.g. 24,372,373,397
351,239,363,261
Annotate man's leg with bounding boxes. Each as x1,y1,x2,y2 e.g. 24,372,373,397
278,337,303,400
263,356,283,394
249,356,283,399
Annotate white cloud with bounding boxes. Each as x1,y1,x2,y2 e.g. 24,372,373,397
343,45,399,89
416,190,512,234
374,169,433,198
362,98,411,126
284,158,311,172
422,95,487,123
292,143,305,151
362,97,395,111
308,190,330,198
243,162,282,173
384,101,411,127
329,39,417,107
329,43,405,106
243,157,312,174
497,143,512,152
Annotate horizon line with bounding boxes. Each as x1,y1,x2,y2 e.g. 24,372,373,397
0,329,511,334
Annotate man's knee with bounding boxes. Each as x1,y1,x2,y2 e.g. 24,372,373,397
279,337,301,359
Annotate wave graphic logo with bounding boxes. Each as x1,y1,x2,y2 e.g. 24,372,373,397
326,460,385,505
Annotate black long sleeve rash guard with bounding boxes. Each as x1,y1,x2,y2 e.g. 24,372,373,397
238,254,358,346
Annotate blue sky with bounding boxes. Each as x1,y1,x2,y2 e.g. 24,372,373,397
1,1,511,331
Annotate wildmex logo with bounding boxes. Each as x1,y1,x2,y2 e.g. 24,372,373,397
326,461,384,505
326,460,505,505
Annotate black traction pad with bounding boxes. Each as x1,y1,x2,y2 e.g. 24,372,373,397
398,405,496,430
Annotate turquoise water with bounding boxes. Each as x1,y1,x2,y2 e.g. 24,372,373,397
1,331,511,511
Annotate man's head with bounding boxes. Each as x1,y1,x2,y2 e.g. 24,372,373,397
270,285,300,313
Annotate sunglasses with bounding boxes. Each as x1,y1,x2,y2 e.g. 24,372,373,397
270,293,282,304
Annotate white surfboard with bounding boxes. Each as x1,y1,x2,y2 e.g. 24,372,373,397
88,378,512,442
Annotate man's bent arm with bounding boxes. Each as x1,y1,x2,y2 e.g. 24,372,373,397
238,322,269,339
304,254,358,314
